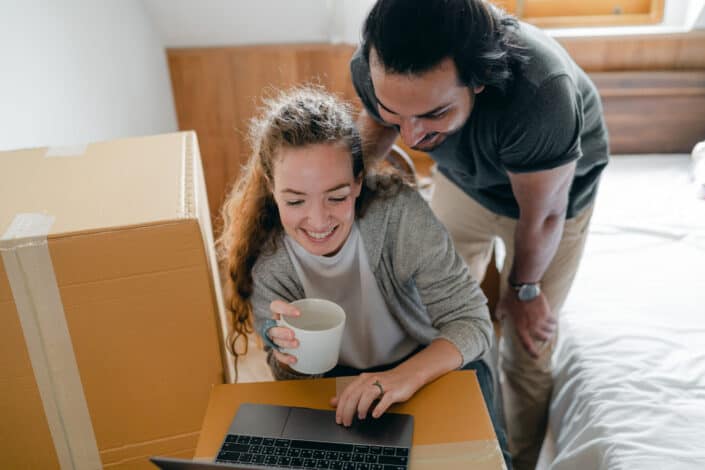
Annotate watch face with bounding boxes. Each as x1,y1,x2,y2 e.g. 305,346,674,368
517,283,541,301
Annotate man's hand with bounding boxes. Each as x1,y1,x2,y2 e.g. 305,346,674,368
357,109,398,164
495,290,556,358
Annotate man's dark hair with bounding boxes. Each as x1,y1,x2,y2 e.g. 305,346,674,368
362,0,526,94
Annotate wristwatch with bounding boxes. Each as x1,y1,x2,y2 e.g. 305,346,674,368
510,281,542,302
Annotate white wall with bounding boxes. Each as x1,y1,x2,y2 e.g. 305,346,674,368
696,4,705,27
0,0,177,152
144,0,330,47
145,0,704,46
143,0,375,47
668,0,705,28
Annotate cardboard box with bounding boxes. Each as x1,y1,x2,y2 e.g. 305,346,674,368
0,132,232,469
194,371,505,469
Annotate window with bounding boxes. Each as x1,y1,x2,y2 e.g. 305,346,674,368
493,0,665,28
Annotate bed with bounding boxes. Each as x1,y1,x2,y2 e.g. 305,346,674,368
546,154,705,469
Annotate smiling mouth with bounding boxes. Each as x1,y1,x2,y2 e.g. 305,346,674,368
303,226,337,241
413,132,442,150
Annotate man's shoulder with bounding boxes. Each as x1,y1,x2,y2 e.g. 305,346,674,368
512,22,585,91
463,24,578,120
490,25,583,122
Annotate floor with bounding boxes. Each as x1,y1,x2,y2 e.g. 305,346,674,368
235,337,273,383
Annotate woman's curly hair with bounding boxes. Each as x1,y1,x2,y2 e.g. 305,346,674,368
216,86,377,378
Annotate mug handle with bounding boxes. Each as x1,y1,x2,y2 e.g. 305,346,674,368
259,318,281,351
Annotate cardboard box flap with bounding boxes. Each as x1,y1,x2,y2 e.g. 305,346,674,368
1,131,232,469
194,372,504,469
0,132,198,237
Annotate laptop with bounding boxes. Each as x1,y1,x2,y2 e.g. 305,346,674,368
151,402,414,470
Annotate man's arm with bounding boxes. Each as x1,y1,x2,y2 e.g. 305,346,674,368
496,161,576,357
357,108,398,164
508,161,575,283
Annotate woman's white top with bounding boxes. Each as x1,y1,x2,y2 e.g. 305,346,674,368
284,223,419,369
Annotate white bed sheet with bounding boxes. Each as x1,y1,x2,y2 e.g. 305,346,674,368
549,155,705,470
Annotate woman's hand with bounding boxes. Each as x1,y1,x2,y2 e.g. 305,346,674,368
267,300,301,367
330,339,463,426
330,368,423,427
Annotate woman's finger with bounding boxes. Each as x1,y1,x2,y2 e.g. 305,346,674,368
342,389,362,427
334,383,353,424
356,381,383,420
270,300,300,320
267,326,296,343
273,337,298,349
272,349,297,365
371,389,396,419
337,381,368,427
267,326,298,349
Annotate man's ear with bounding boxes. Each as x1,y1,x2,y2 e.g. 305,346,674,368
353,174,364,198
474,85,485,94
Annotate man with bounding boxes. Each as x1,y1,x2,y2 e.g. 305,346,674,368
350,1,609,469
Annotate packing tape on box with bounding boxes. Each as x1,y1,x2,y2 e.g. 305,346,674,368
334,377,506,470
1,213,102,470
45,144,88,158
412,441,507,470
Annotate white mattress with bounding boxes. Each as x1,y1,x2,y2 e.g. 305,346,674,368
548,155,705,469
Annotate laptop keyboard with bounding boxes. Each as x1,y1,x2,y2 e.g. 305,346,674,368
216,434,409,469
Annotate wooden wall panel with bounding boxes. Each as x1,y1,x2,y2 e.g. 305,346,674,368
167,33,705,231
168,44,357,230
592,71,705,154
556,32,705,71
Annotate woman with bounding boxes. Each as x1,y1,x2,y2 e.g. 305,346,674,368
217,86,497,433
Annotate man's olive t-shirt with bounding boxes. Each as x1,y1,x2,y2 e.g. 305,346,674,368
350,22,609,219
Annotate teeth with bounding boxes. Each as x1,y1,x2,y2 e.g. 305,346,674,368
306,227,334,239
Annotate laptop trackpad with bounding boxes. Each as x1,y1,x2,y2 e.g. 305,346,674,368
282,407,413,447
228,403,290,438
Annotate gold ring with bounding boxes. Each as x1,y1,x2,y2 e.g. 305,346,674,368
372,380,384,397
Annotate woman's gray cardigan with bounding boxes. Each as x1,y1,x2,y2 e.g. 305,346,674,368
251,182,493,380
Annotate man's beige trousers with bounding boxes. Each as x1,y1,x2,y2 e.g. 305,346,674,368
430,170,593,470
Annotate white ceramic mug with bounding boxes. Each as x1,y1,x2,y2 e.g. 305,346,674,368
279,298,346,375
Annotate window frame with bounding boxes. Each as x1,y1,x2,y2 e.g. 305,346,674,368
495,0,665,28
